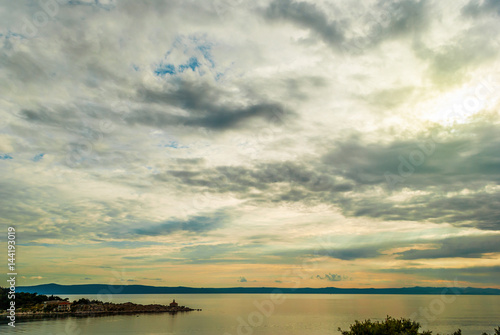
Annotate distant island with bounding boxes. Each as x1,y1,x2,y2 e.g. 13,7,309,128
16,283,500,295
0,287,198,319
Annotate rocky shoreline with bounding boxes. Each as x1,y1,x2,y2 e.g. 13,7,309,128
0,301,201,320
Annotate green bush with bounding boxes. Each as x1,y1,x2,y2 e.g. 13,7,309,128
338,316,432,335
0,287,64,310
339,317,500,335
482,327,500,335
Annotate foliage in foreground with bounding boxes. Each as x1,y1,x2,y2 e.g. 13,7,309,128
0,287,66,310
338,316,500,335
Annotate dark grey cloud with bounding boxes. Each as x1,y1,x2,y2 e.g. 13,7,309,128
320,125,500,189
18,108,70,127
379,265,500,285
276,245,384,261
15,102,126,141
130,233,499,265
0,50,52,84
263,0,431,55
375,0,430,37
395,234,500,260
462,0,500,17
11,78,289,150
321,122,500,230
316,272,350,281
347,0,431,52
314,246,383,260
278,234,500,263
339,191,500,231
161,160,345,196
264,0,345,50
238,276,248,282
66,0,115,10
133,210,229,236
153,119,500,231
128,80,289,131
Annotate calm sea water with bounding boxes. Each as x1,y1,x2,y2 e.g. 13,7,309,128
2,294,499,335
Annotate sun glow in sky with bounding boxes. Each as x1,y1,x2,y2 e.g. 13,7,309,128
0,0,500,289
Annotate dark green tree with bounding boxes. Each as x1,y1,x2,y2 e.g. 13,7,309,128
338,316,432,335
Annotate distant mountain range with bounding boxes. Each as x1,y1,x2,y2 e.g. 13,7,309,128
16,284,500,295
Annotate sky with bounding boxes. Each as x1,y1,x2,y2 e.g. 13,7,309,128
0,0,499,289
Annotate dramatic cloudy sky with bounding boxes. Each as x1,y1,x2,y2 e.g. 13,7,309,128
1,0,499,288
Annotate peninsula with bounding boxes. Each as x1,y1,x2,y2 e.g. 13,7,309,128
0,287,198,319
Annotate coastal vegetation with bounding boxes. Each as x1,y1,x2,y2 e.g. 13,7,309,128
338,316,500,335
0,287,196,317
0,286,66,312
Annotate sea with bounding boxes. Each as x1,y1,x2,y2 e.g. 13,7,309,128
2,294,499,335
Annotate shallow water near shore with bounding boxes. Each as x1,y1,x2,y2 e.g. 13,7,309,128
2,294,499,335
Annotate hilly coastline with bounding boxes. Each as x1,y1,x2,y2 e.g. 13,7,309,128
17,284,500,295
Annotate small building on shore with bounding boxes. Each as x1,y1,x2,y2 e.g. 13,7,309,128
169,299,178,308
44,301,72,311
57,301,72,311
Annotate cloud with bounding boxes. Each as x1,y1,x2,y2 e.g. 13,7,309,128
316,273,351,281
238,276,248,283
264,0,345,50
128,80,289,131
156,118,500,231
0,135,14,152
321,121,500,189
395,234,500,260
319,121,500,230
462,0,500,17
414,27,500,86
276,245,384,261
339,191,500,231
379,0,430,36
379,266,500,285
133,210,229,236
174,243,248,264
264,0,432,55
161,160,348,199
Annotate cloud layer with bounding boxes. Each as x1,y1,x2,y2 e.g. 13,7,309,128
0,0,499,288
